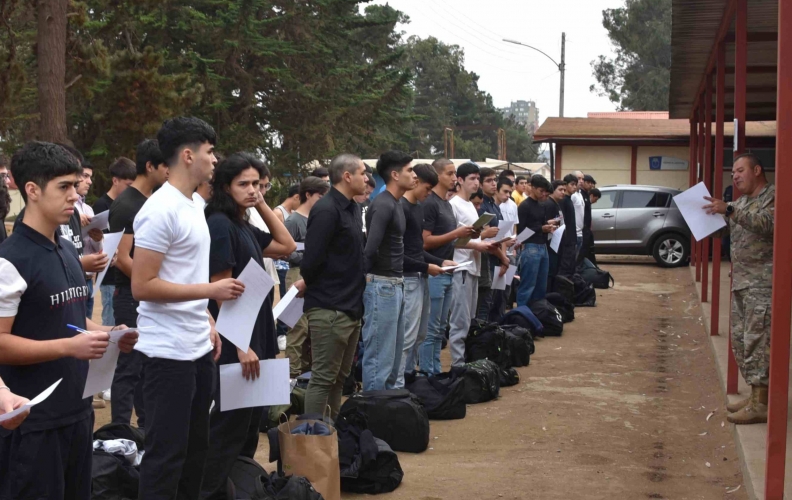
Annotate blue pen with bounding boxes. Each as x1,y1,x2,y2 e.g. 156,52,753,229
67,324,116,344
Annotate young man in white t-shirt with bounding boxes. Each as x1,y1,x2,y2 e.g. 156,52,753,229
447,162,496,367
131,117,245,500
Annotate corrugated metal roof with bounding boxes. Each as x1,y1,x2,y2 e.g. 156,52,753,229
670,0,779,120
533,117,776,142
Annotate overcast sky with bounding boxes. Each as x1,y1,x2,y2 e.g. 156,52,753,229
372,0,625,120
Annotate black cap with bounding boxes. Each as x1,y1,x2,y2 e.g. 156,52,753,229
583,174,596,184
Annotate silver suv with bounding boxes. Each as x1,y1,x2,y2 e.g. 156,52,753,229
591,185,691,267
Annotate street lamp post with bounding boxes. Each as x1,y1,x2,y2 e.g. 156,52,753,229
503,33,566,118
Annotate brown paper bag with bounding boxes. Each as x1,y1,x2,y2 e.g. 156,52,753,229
278,418,340,500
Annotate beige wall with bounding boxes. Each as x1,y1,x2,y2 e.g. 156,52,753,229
561,145,631,185
635,146,690,190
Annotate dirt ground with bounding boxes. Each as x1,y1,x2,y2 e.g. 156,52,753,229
92,259,748,500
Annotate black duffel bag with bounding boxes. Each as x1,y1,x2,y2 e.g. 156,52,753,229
579,258,614,289
546,292,575,323
456,360,500,404
92,449,140,500
339,389,430,453
530,299,564,337
500,325,532,367
336,409,403,495
551,274,575,303
571,274,596,307
464,320,511,369
499,367,520,387
405,371,466,420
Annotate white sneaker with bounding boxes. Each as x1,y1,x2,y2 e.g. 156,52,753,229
102,389,111,401
278,335,287,352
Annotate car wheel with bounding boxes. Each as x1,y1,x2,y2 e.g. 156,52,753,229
652,234,689,268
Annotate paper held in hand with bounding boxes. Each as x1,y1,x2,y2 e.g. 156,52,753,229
92,232,124,298
273,286,305,328
0,378,63,423
486,219,515,243
549,225,566,253
672,182,727,241
515,227,535,244
81,210,110,237
215,258,275,352
82,328,131,399
440,261,472,272
219,359,291,411
455,212,496,247
491,264,518,290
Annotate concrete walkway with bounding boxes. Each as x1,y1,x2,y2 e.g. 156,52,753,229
690,262,792,500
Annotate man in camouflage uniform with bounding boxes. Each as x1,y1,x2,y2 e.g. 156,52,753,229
704,153,774,425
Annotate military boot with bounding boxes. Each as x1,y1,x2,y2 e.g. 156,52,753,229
727,385,768,425
726,393,751,413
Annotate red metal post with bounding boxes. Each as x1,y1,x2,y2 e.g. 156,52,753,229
702,75,713,303
764,1,792,497
727,0,748,395
630,146,637,184
711,42,725,337
689,120,698,268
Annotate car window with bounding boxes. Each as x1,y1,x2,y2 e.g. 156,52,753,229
621,191,670,209
592,190,618,209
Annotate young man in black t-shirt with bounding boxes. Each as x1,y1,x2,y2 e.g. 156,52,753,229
0,142,137,500
107,140,168,428
419,158,476,374
93,157,136,327
516,175,555,307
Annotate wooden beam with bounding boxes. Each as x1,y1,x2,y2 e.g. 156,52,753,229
690,0,738,119
724,31,779,43
724,65,777,74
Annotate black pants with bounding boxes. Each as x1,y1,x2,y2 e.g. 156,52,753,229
199,369,264,500
0,413,93,500
112,285,146,428
139,352,216,500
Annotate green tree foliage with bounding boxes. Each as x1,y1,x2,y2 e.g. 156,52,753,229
0,0,538,196
590,0,671,111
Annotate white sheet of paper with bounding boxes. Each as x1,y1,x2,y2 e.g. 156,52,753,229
491,264,518,290
549,225,566,252
294,242,305,251
441,261,472,272
92,232,124,298
673,182,728,241
515,227,535,244
81,210,110,236
219,359,291,411
486,220,515,242
81,329,128,399
0,378,63,423
273,286,305,328
215,258,274,352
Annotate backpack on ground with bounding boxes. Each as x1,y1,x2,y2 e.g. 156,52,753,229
226,459,326,500
405,371,467,420
578,258,614,289
464,320,511,369
456,360,500,404
571,274,596,307
500,324,533,367
545,292,575,323
551,274,575,303
336,409,403,494
92,449,140,500
530,299,564,337
500,306,544,338
339,389,430,453
499,367,520,387
93,422,145,449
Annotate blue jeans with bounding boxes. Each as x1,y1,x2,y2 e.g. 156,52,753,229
517,243,549,307
85,280,95,321
397,275,430,387
361,276,406,391
576,236,583,259
100,284,115,326
419,273,453,375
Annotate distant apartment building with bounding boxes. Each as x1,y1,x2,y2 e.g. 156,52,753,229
500,100,539,134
